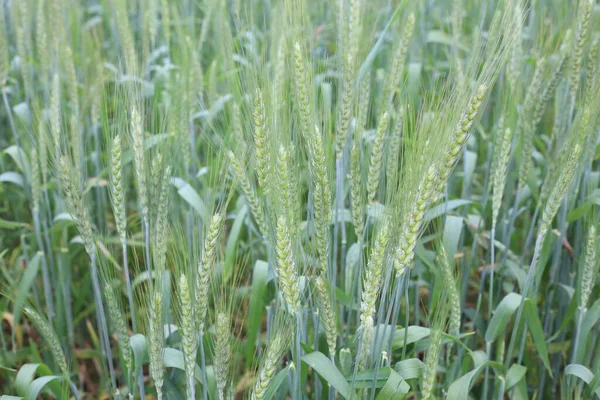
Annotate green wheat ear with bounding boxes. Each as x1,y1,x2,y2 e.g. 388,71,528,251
30,148,41,213
110,134,127,241
178,272,197,400
50,73,62,156
314,275,337,357
580,223,598,311
196,211,225,332
358,219,390,370
57,155,95,257
253,90,271,194
275,214,301,315
569,0,594,100
308,126,331,265
350,140,365,241
148,289,165,400
0,5,8,89
421,323,444,400
251,316,292,400
367,111,389,203
104,285,133,372
437,243,461,360
23,306,69,376
228,150,268,238
131,105,148,220
213,311,231,399
491,124,513,227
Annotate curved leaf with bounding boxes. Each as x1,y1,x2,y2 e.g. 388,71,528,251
3,145,30,180
171,178,208,222
357,0,408,82
246,259,268,363
15,363,51,396
427,30,468,51
302,351,351,398
392,326,430,350
523,299,552,375
0,172,24,186
130,334,149,373
394,358,424,380
163,347,202,380
128,335,204,383
564,364,600,398
352,367,392,389
485,293,521,342
13,254,41,330
505,364,527,391
574,298,600,364
225,205,248,282
446,361,504,400
425,200,472,222
0,217,30,230
263,365,290,399
52,212,75,224
26,376,62,400
376,369,409,400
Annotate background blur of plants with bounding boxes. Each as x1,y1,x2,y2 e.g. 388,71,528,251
0,0,599,398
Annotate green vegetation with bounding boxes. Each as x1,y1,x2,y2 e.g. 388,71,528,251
0,0,599,398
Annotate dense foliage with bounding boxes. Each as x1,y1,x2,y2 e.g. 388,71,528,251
0,0,599,399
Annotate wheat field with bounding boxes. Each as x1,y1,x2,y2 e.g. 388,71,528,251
0,0,599,399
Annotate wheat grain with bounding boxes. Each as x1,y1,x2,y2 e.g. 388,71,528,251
131,105,149,220
275,215,301,314
336,52,355,157
228,150,268,237
31,148,41,213
178,273,197,400
110,134,127,241
308,126,331,265
293,41,313,143
196,211,224,332
104,286,133,372
380,13,415,111
24,306,69,376
277,145,295,227
350,141,364,241
421,325,443,400
569,0,593,99
148,289,164,400
518,58,546,191
580,224,598,311
491,126,513,226
253,91,271,194
314,275,337,357
58,155,94,257
251,321,290,400
35,0,49,83
214,311,231,399
50,74,61,156
358,219,389,368
0,6,8,89
367,111,389,203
